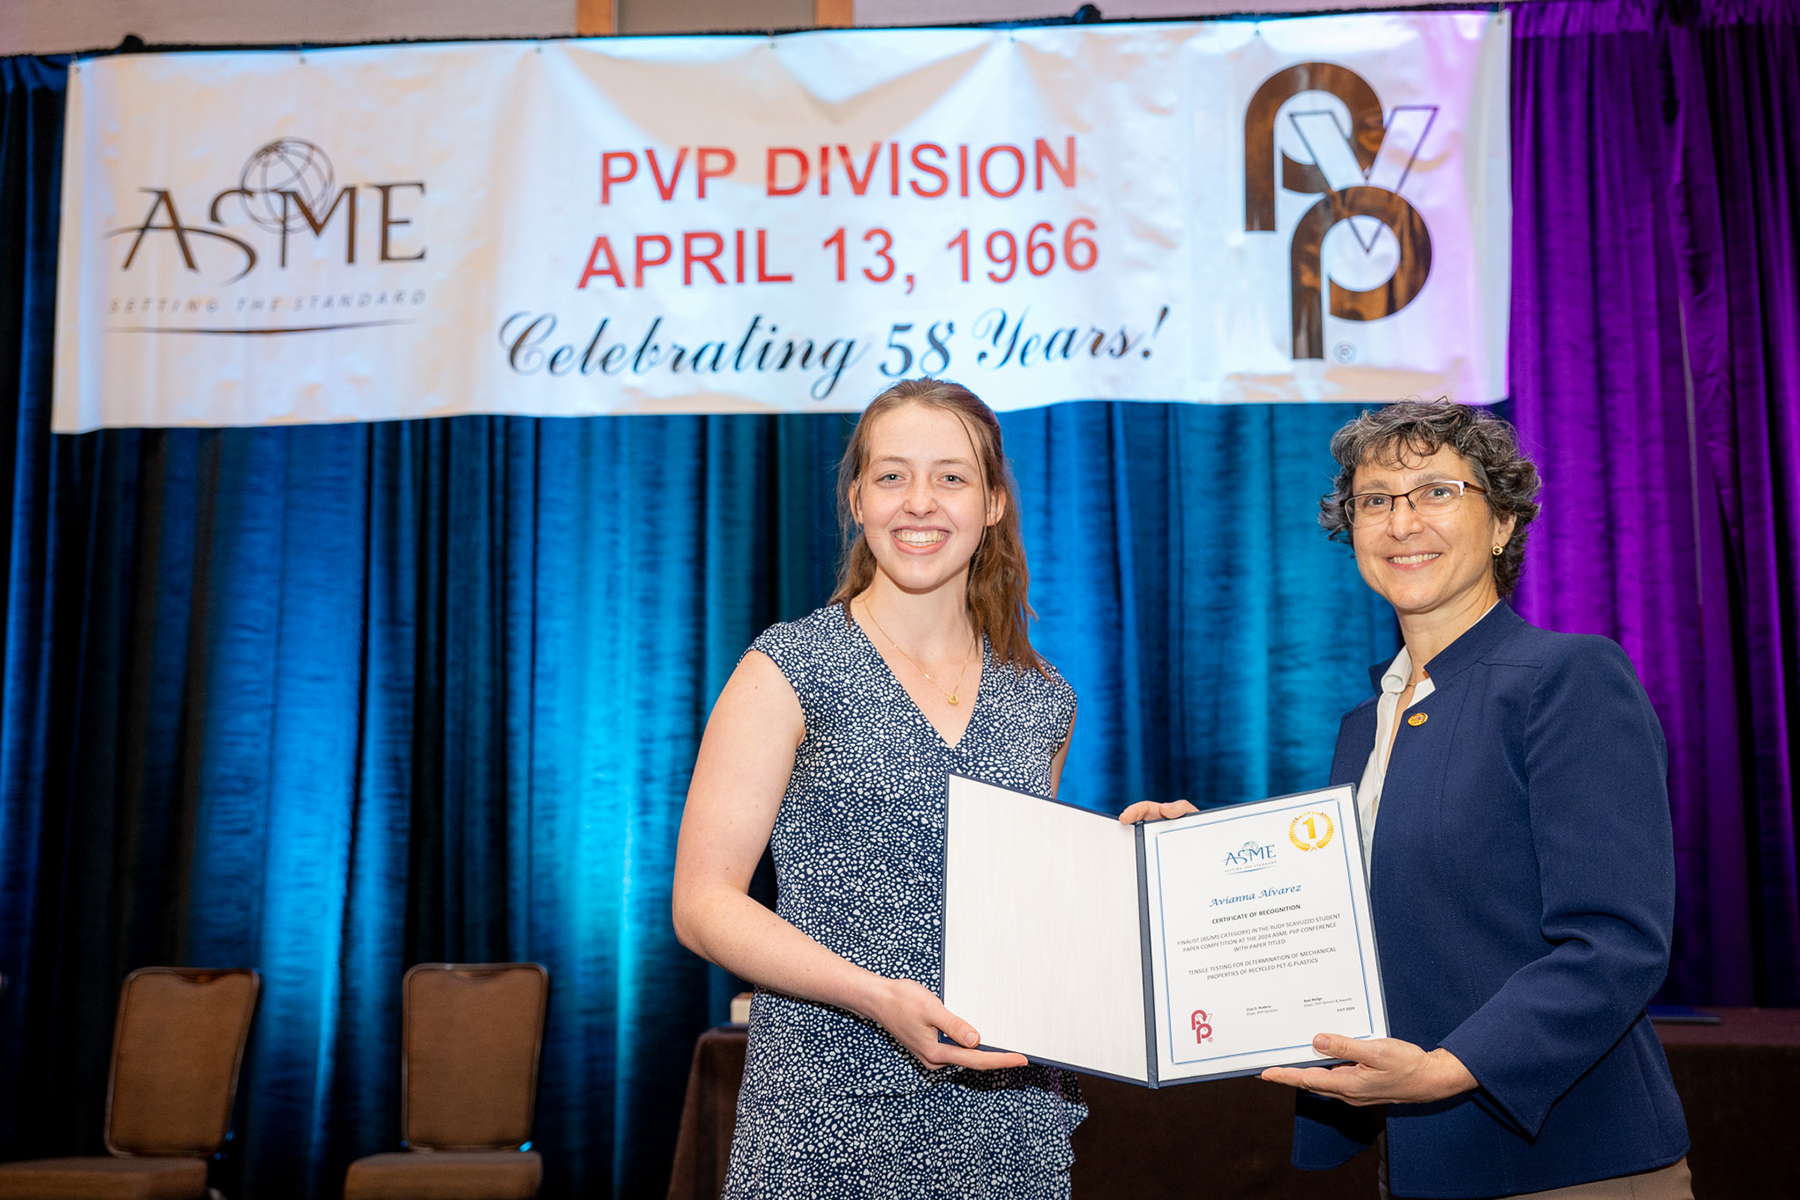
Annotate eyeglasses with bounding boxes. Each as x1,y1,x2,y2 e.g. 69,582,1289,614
1344,479,1488,527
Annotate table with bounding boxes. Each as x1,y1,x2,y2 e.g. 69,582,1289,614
667,1010,1800,1199
1653,1008,1800,1197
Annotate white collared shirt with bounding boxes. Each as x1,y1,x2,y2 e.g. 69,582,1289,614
1358,645,1433,877
1357,603,1498,876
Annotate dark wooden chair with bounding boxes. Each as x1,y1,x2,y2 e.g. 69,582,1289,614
0,967,260,1200
344,963,549,1200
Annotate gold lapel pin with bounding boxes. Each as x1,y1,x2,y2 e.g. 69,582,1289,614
1407,712,1428,727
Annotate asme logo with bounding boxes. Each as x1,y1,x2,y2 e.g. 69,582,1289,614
1244,64,1435,360
1221,840,1278,874
108,139,427,284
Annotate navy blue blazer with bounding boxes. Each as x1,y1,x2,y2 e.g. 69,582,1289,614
1293,603,1688,1197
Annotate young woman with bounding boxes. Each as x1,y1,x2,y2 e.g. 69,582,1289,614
672,379,1085,1198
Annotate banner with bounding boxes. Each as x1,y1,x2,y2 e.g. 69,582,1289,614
52,13,1510,431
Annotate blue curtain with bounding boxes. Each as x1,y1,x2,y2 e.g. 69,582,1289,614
0,55,1396,1199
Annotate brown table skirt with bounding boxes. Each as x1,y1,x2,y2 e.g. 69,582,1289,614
667,1009,1800,1199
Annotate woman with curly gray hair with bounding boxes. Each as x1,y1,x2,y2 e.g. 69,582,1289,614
1272,401,1691,1198
1126,399,1692,1197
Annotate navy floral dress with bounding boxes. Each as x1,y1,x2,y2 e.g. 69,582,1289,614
723,605,1086,1199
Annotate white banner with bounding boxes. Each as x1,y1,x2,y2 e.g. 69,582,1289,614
53,13,1510,431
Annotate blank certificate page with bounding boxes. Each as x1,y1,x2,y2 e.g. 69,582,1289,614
942,775,1149,1083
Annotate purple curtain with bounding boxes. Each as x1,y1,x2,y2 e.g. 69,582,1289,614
1511,0,1800,1004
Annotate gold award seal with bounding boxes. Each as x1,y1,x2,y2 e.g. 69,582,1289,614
1288,810,1336,852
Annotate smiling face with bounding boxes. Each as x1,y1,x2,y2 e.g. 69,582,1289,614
849,401,1004,597
1350,444,1516,623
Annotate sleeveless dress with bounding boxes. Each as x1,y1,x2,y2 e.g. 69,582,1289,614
723,605,1087,1200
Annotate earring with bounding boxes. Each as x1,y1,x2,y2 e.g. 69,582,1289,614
1492,545,1504,557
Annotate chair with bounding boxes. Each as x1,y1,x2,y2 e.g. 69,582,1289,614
0,967,260,1200
344,963,549,1200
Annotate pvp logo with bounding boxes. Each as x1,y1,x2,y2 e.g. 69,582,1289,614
1244,64,1435,360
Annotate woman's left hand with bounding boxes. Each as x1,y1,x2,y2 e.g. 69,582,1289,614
1261,1034,1477,1106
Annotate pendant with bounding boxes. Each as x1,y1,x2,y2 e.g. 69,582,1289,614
948,695,959,705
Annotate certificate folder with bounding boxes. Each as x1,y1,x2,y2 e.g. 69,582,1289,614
942,775,1388,1087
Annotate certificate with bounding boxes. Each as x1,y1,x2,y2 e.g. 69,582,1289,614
941,775,1387,1087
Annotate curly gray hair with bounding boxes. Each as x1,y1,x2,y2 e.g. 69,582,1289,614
1319,400,1543,597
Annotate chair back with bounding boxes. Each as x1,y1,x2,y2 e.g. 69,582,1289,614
106,967,261,1157
402,963,548,1151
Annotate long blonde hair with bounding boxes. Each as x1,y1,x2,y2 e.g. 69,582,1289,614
829,378,1044,674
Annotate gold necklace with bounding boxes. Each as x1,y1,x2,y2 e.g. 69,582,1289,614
860,599,978,706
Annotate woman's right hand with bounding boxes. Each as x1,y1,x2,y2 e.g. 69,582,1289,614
1118,799,1198,824
863,976,1029,1071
